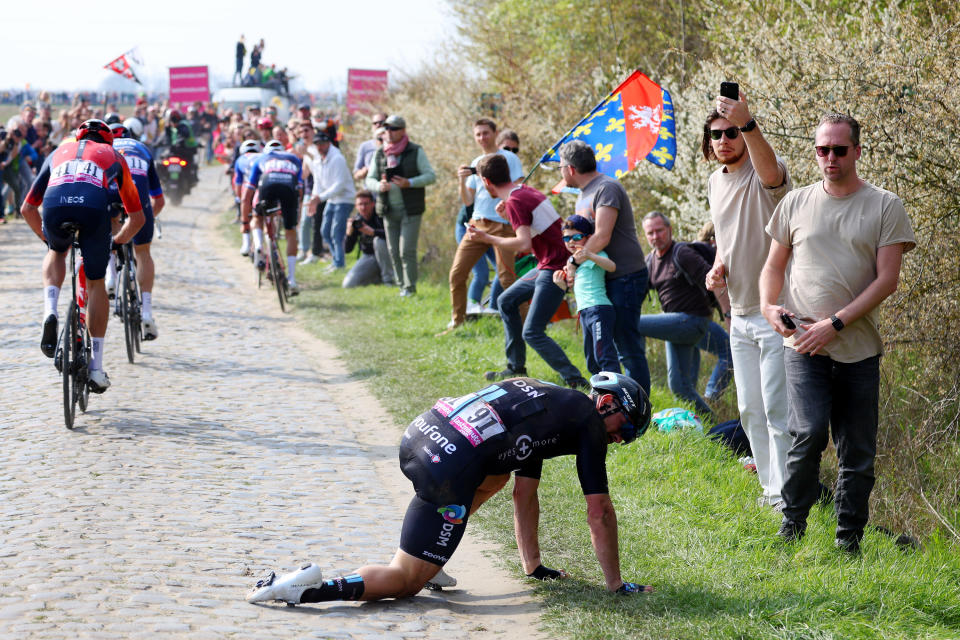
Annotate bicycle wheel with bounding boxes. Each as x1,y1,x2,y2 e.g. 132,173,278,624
62,302,76,430
121,258,135,364
270,243,286,312
78,328,90,413
127,248,142,354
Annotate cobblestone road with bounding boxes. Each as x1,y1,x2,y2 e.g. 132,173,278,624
0,170,544,639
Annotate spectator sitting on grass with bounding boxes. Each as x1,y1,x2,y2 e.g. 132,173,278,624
553,214,620,375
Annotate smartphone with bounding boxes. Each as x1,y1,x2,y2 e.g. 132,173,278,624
779,312,796,330
468,166,477,175
384,166,399,180
720,82,739,101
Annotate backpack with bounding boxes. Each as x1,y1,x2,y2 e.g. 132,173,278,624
648,241,724,320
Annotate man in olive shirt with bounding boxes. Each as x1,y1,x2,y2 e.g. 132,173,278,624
704,90,793,509
760,113,915,552
365,115,436,297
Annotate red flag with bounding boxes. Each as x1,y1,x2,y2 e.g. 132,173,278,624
104,54,140,83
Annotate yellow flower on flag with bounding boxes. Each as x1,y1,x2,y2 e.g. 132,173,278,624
587,108,608,121
595,142,613,162
572,122,594,138
658,127,674,140
606,117,625,132
650,146,674,165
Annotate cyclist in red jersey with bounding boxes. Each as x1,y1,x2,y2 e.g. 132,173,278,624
21,119,144,393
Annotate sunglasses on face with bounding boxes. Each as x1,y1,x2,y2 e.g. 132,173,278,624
502,145,519,153
562,233,586,243
815,145,849,157
710,127,739,141
383,125,401,131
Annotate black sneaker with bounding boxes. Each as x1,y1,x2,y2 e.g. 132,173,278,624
776,519,806,543
835,536,861,555
565,375,590,391
484,366,527,381
41,314,58,358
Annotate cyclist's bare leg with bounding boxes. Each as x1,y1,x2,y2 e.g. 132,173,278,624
86,279,108,339
41,249,67,291
353,550,443,600
134,243,154,292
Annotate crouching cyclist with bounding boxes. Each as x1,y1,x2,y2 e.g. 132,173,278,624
248,372,654,606
20,119,144,393
108,122,165,340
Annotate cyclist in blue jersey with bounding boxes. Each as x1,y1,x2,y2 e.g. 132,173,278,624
241,139,303,294
248,372,655,606
109,123,165,340
233,139,261,256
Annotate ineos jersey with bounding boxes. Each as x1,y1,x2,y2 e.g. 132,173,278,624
400,378,610,498
26,140,141,214
112,138,162,213
243,150,302,192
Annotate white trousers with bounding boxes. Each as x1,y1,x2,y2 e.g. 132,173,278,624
730,313,792,504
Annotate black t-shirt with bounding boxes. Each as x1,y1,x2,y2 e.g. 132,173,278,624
647,242,712,316
400,378,610,500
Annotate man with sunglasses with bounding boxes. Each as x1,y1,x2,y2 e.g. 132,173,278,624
703,89,794,510
760,113,915,553
248,372,654,606
365,115,436,297
353,112,387,182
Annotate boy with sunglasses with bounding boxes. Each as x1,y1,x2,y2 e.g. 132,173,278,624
703,88,793,510
554,215,619,374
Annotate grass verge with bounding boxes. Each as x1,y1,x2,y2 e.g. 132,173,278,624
223,212,960,640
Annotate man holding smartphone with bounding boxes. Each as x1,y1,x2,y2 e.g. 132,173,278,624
704,83,794,510
441,118,522,334
760,113,915,552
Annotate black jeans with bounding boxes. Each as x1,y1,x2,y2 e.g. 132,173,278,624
781,349,880,541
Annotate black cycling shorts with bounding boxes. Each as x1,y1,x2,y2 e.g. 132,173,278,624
42,206,112,280
399,494,472,567
133,207,155,246
257,183,299,230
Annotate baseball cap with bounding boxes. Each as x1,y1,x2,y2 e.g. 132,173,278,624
565,214,595,236
384,115,406,129
313,132,331,143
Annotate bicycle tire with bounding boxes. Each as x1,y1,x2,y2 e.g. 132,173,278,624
78,329,90,413
62,302,76,430
271,243,286,312
128,247,142,354
121,258,135,364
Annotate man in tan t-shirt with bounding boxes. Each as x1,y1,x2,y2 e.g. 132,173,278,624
704,88,793,510
759,113,915,553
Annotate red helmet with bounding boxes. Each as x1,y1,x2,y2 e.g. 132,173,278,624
109,123,131,139
76,119,114,144
257,116,274,130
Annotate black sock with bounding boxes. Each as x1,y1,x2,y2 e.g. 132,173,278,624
527,564,565,580
300,574,365,602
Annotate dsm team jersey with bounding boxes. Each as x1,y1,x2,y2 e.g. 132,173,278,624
26,140,141,214
400,378,610,501
111,138,162,213
233,152,260,189
244,150,302,192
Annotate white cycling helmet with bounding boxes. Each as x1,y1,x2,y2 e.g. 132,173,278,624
123,117,143,140
263,139,284,152
239,140,262,154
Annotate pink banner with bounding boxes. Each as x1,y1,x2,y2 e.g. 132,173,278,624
169,66,210,107
346,69,388,114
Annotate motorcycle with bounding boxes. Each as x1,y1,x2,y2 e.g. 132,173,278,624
156,145,197,206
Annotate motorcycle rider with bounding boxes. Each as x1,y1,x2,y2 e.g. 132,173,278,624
162,109,198,186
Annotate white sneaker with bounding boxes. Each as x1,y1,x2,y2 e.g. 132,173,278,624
88,369,111,394
142,316,158,341
240,239,251,256
300,254,321,265
424,568,457,591
248,562,324,604
465,301,483,315
481,305,501,316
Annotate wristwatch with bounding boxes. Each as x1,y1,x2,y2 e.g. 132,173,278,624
830,314,845,331
568,255,579,267
739,119,757,133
